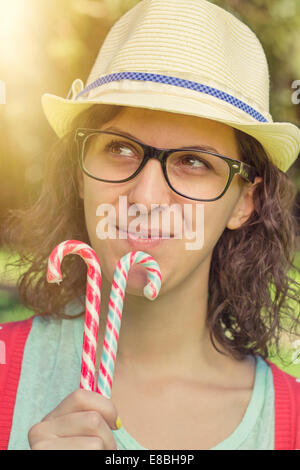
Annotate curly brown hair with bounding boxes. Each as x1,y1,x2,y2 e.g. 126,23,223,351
3,104,300,362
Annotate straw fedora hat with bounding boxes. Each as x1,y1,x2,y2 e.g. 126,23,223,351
41,0,300,173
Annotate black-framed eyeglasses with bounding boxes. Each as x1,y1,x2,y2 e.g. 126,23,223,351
75,128,258,202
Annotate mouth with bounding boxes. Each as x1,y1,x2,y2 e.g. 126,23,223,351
116,226,175,240
117,226,174,239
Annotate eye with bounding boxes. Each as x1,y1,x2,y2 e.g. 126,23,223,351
179,154,211,169
105,140,139,157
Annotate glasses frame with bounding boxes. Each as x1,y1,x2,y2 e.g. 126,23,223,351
75,128,258,202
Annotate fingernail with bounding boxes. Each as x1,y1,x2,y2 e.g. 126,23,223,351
115,416,122,430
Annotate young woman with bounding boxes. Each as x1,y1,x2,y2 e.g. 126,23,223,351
1,0,300,450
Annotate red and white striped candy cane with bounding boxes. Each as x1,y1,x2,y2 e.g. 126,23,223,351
47,240,102,392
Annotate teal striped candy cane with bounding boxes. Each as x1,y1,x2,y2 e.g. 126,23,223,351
97,251,162,397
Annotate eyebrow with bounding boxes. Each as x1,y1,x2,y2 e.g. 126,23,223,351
102,126,222,154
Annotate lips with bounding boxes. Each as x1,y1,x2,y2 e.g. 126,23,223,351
116,226,174,239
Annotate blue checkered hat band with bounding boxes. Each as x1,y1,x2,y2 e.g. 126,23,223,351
75,71,268,123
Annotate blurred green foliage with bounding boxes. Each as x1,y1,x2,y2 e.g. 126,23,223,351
213,0,300,122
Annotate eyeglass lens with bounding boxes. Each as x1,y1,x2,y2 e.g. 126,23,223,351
82,132,231,200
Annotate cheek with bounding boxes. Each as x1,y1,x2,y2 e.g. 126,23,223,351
82,183,97,235
204,206,228,244
82,180,115,241
200,196,238,251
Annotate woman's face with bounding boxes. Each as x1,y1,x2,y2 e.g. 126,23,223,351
78,106,257,296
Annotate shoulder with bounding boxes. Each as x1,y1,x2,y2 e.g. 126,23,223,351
0,317,34,359
0,316,34,332
0,315,60,390
0,314,67,361
0,317,35,387
266,360,300,409
267,360,300,393
266,360,300,450
0,318,35,450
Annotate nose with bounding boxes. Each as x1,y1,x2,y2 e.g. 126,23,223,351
126,157,173,211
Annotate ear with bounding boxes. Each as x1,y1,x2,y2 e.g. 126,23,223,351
77,167,84,200
226,176,262,230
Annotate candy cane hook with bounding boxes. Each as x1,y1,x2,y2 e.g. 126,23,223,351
97,250,162,398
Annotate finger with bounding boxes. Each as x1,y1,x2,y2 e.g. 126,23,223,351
42,389,119,430
31,436,106,450
35,411,117,450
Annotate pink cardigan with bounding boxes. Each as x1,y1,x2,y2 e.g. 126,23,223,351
0,318,299,450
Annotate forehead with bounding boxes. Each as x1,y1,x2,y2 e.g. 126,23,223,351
100,106,240,158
